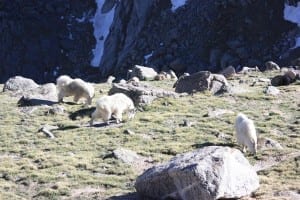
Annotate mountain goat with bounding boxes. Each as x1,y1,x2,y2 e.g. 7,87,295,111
90,93,136,126
56,75,95,106
235,113,257,154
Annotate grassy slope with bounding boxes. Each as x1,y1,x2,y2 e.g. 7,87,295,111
0,71,299,199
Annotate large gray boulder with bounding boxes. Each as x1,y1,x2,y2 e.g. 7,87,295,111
3,76,58,106
174,71,229,95
3,76,39,93
129,65,158,81
135,146,259,200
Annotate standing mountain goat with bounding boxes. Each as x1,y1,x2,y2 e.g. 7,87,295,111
235,113,258,154
90,93,136,126
56,75,95,106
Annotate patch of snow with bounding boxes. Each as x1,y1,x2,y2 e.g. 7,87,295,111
295,37,300,48
144,51,153,64
171,0,188,12
284,3,300,26
90,0,116,67
284,3,300,48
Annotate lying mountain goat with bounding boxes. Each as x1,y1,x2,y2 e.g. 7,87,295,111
56,75,95,106
90,93,135,126
235,113,258,154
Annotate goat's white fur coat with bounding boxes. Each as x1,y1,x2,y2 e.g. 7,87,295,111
56,75,94,106
235,113,257,154
90,93,135,125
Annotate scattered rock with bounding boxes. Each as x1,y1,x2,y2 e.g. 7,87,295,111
17,83,58,106
3,76,39,95
284,69,297,81
258,137,283,150
48,105,65,115
113,148,140,165
220,65,236,78
264,86,280,96
238,66,260,74
135,146,259,200
130,65,158,81
112,148,153,173
174,71,229,95
124,129,135,135
265,61,280,71
106,76,116,84
207,109,235,118
179,119,193,127
271,75,293,86
109,82,178,106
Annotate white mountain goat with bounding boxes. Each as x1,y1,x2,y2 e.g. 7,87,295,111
235,113,258,154
90,93,136,125
56,75,95,106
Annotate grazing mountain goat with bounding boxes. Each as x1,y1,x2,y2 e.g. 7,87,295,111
90,93,136,126
56,75,95,106
235,113,258,154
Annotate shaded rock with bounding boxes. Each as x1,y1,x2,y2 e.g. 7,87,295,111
264,86,280,96
271,75,293,86
169,58,186,74
109,82,178,106
174,71,229,95
220,65,236,78
3,76,39,94
265,61,280,71
284,70,297,81
130,65,158,81
135,146,259,200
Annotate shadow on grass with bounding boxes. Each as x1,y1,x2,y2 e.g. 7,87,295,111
108,193,139,200
69,107,95,120
192,142,236,149
17,97,57,107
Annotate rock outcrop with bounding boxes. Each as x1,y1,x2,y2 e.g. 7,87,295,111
135,146,259,200
3,76,58,106
174,71,229,95
108,82,178,106
1,0,298,83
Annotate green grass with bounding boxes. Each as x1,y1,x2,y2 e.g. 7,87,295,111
0,71,299,199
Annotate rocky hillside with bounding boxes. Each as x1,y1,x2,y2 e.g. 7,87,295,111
1,0,299,83
0,68,299,199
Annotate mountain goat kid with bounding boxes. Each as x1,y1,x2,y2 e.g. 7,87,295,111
235,113,258,154
90,93,136,126
56,75,95,107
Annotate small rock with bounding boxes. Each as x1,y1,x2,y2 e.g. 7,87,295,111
264,86,280,96
265,61,280,71
258,137,283,150
284,70,297,81
124,129,135,135
113,148,140,164
48,105,65,115
106,76,116,84
220,65,236,78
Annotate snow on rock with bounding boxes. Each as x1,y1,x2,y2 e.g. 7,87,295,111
144,51,153,64
171,0,188,12
90,0,116,67
284,3,300,48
